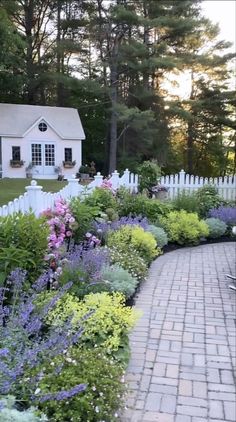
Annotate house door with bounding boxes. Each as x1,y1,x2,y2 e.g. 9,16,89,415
31,143,55,176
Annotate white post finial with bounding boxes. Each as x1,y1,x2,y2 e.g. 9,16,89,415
25,181,43,216
179,169,185,186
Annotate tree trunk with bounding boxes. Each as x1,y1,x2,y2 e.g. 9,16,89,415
109,59,118,174
187,70,195,174
24,0,35,103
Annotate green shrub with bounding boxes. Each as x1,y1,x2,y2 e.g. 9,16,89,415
46,292,139,357
205,218,227,238
137,160,162,192
101,264,138,298
0,396,47,422
107,225,160,264
146,225,168,248
172,191,199,214
0,246,34,286
37,347,125,422
84,187,117,213
0,213,49,280
70,198,99,242
109,246,148,281
160,210,209,245
195,185,223,217
117,190,172,222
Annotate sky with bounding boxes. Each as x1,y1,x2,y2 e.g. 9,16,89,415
201,0,236,52
166,0,236,98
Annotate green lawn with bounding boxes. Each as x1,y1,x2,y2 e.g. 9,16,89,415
0,178,67,206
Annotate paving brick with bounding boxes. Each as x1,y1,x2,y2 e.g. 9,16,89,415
224,401,236,421
179,380,192,396
177,404,208,417
145,393,162,411
160,395,177,413
209,400,224,419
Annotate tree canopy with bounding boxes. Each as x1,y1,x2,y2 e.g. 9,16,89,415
0,0,235,175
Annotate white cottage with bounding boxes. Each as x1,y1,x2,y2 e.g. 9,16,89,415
0,103,85,179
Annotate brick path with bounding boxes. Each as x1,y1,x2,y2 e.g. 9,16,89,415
121,242,236,422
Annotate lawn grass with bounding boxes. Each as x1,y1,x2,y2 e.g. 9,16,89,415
0,178,67,206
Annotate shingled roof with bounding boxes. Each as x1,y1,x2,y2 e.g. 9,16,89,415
0,103,85,140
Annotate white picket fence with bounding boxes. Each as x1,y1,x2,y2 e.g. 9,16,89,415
0,169,235,218
0,169,138,217
160,170,236,201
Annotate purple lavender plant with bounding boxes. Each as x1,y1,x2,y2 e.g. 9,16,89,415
67,245,110,283
0,270,86,402
208,206,236,225
93,215,149,239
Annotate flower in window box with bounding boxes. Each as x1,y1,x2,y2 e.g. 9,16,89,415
63,160,76,168
10,159,25,167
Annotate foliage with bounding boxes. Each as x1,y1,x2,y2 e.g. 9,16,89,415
84,187,117,213
70,198,99,242
94,215,149,242
0,247,35,286
172,191,199,214
0,271,86,401
205,218,227,239
0,213,49,280
0,396,47,422
36,347,125,422
208,206,236,226
117,189,173,222
109,246,148,282
101,264,138,298
58,246,109,298
146,225,168,248
160,210,209,245
137,160,162,192
195,185,223,217
46,292,139,358
107,225,160,264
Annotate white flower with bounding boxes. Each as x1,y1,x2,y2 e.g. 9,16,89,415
92,386,96,391
95,406,100,413
34,388,41,395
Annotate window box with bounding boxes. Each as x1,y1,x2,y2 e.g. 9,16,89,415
10,160,24,168
63,160,76,168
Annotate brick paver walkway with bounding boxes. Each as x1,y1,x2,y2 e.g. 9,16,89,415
122,242,236,422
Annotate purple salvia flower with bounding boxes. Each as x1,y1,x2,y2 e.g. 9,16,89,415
37,383,87,402
208,206,236,225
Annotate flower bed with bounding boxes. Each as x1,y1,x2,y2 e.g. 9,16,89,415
0,181,235,420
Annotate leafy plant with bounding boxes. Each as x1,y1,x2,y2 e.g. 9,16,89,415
205,218,227,238
101,264,138,298
46,292,139,357
0,246,34,286
146,225,168,248
84,187,117,213
70,198,99,242
137,160,162,192
0,396,47,422
172,190,199,213
0,213,49,280
195,185,223,217
109,246,148,281
36,347,125,422
107,225,160,264
160,210,209,245
117,189,172,222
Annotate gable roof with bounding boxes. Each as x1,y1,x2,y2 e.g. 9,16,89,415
0,103,85,140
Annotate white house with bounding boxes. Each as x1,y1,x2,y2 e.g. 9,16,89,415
0,103,85,179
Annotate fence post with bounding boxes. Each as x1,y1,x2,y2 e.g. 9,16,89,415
93,172,103,187
25,180,43,216
179,169,185,190
111,170,120,190
67,175,79,197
